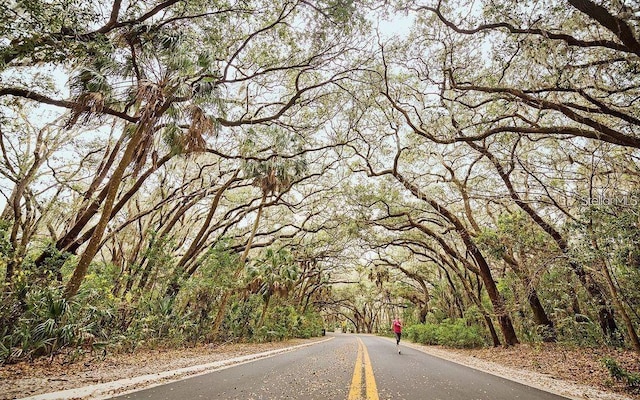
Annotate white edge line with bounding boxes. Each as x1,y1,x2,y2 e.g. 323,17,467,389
390,338,633,400
19,337,335,400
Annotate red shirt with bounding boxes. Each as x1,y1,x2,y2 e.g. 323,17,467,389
392,320,402,333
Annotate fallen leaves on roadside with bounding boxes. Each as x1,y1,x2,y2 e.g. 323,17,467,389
444,343,640,399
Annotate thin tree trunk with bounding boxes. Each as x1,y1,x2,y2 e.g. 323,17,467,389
406,229,503,346
445,262,502,346
394,263,431,321
164,173,238,298
397,178,519,345
4,135,46,283
75,129,125,218
65,154,175,255
257,295,271,328
210,192,267,337
589,232,640,352
34,152,172,272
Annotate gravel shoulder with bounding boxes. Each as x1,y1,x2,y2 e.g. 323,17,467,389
2,337,638,400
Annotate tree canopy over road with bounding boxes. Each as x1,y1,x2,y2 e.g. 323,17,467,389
1,0,639,364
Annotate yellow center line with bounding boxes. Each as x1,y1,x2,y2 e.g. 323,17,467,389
348,339,363,400
362,340,379,400
348,337,379,400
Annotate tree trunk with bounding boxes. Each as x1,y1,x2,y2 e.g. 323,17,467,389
257,295,271,328
164,173,238,298
527,289,557,342
4,147,45,284
590,233,640,352
440,265,465,319
407,229,503,346
504,254,556,342
34,152,172,274
64,122,149,299
399,177,519,345
395,263,431,322
445,262,501,346
470,143,619,339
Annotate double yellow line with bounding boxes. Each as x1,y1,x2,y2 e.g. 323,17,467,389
348,337,379,400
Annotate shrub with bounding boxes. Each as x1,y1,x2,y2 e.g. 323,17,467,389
255,305,323,342
406,324,439,345
405,319,486,348
553,313,604,347
603,358,640,390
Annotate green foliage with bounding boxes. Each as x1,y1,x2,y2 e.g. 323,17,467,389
122,296,178,349
127,237,236,345
75,241,322,351
0,220,12,260
475,211,552,260
0,0,103,69
603,358,640,390
405,319,486,348
240,129,309,197
247,248,299,302
552,311,603,347
31,244,71,283
0,287,113,364
570,202,640,308
475,227,506,259
219,293,323,343
461,305,485,327
253,305,324,342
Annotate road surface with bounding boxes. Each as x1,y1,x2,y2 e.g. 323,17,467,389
110,333,567,399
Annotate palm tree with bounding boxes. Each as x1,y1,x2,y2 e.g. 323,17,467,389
246,248,299,328
61,23,220,299
210,152,306,337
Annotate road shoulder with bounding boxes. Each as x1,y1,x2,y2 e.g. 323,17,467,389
399,339,635,400
1,337,331,400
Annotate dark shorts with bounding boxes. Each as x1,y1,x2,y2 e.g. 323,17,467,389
395,332,401,344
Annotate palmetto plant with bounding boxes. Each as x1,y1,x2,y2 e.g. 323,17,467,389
1,289,73,362
247,248,299,328
0,287,117,364
243,157,307,200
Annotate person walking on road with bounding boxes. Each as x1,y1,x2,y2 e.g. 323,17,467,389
392,317,402,354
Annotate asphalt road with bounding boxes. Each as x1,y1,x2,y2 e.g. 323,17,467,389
110,333,568,400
